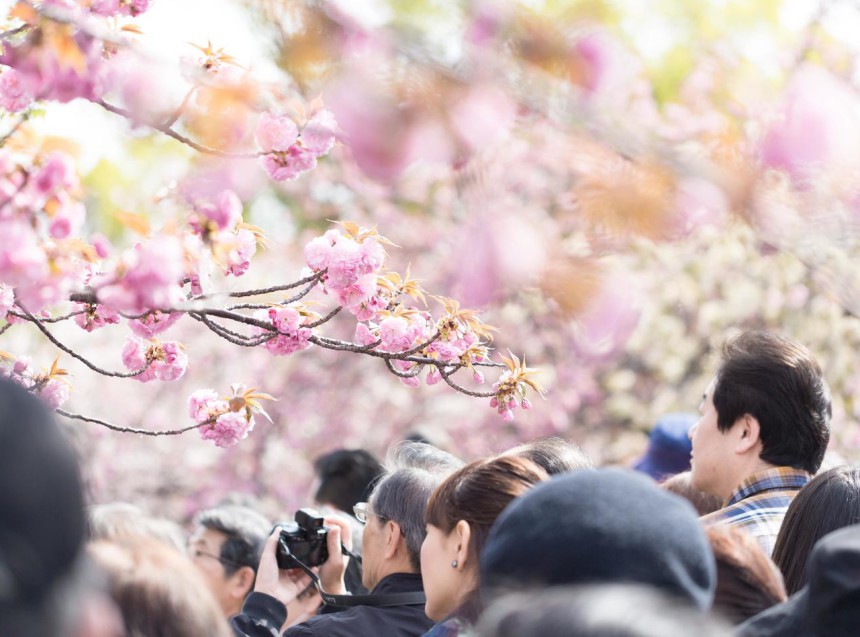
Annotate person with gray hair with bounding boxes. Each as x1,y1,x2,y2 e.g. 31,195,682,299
187,504,272,619
231,442,463,637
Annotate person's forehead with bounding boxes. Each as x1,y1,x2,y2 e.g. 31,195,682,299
188,526,227,548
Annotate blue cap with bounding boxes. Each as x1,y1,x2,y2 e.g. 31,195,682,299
633,413,696,481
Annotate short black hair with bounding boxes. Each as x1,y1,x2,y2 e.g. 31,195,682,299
313,449,384,513
712,331,831,474
194,505,270,577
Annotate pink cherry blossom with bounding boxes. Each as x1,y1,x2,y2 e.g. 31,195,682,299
96,235,185,312
400,375,421,388
0,284,13,318
154,341,188,381
89,0,121,15
303,235,333,271
198,189,243,231
91,234,112,258
48,200,86,239
0,68,33,112
223,228,257,277
33,152,78,197
257,307,313,356
187,388,224,423
255,113,299,153
199,411,254,448
129,311,182,338
0,219,50,304
355,323,378,346
37,379,69,409
121,336,154,382
73,303,121,332
261,146,317,181
301,110,337,156
426,368,442,385
760,66,860,185
379,316,414,352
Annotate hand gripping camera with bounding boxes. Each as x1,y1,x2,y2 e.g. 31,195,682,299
276,508,329,570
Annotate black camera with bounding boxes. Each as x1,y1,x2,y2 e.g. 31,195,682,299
276,508,329,569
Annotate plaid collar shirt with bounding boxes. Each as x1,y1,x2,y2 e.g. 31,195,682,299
701,467,811,557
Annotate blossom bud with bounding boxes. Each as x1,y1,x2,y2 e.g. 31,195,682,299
502,409,514,423
489,397,498,409
472,370,484,384
521,398,532,410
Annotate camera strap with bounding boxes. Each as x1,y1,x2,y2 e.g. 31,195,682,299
287,548,427,608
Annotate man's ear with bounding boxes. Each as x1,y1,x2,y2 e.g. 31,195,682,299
734,414,761,454
382,520,401,561
229,565,256,599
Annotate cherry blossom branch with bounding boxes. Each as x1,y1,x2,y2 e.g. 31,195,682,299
189,311,274,347
57,409,210,436
13,304,151,378
384,358,422,378
439,366,496,398
0,110,31,148
227,272,324,298
96,99,263,159
161,87,196,129
0,24,30,41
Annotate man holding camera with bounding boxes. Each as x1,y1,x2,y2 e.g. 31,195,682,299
231,442,462,637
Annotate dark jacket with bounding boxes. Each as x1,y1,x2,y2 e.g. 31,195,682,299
231,573,434,637
736,524,860,637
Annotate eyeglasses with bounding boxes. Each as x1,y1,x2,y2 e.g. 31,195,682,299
189,547,241,569
353,502,390,525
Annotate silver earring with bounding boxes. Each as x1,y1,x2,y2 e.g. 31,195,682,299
451,560,458,568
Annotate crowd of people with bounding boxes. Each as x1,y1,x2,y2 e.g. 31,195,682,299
2,329,860,636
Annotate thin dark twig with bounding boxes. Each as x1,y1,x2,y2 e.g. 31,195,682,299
96,99,262,159
189,312,274,347
161,86,196,128
15,304,150,378
228,272,324,298
384,358,423,378
7,309,87,324
0,24,30,41
57,409,209,436
439,367,496,398
0,110,30,148
305,306,341,328
0,323,11,336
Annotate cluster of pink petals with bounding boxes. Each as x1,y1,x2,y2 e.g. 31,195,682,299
189,389,255,448
0,284,13,318
427,329,480,364
256,110,337,182
304,230,385,311
0,30,107,108
0,356,70,409
0,218,55,311
89,0,154,17
128,311,182,338
256,307,313,356
489,375,532,423
73,303,121,332
187,388,229,423
191,189,243,234
222,228,257,277
121,336,188,383
36,378,70,409
199,411,255,448
96,236,186,313
378,313,433,353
